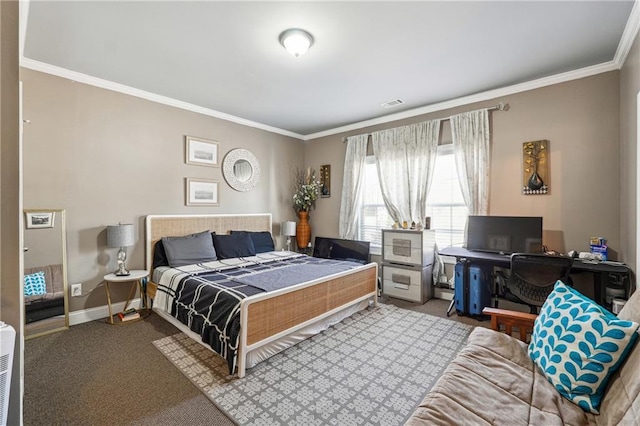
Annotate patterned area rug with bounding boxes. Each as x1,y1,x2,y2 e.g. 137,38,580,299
153,304,472,425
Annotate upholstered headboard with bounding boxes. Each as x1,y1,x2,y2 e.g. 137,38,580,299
145,213,273,276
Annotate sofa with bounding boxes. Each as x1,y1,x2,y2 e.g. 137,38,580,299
406,286,640,425
24,264,65,323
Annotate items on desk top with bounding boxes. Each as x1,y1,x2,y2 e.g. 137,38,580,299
590,236,608,261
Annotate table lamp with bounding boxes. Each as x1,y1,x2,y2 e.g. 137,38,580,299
281,221,296,251
107,223,135,276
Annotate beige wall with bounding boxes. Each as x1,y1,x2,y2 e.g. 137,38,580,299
306,72,621,258
620,29,640,276
23,212,65,269
1,1,23,424
21,69,303,312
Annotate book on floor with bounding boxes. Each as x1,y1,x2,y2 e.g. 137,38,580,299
118,308,140,322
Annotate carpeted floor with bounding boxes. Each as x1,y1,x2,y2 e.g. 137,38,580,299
24,297,489,425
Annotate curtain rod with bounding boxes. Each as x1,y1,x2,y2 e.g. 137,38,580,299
342,102,510,143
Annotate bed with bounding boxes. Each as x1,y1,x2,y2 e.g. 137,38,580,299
145,213,378,378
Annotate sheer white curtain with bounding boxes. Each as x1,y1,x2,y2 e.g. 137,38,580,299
372,120,441,225
450,109,490,216
338,134,368,239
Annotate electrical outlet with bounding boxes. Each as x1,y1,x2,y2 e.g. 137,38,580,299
71,283,82,297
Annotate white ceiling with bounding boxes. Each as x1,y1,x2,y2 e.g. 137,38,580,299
21,1,638,139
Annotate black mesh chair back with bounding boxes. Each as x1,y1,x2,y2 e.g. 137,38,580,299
505,253,573,313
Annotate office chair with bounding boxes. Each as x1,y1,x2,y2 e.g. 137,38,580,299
496,253,573,314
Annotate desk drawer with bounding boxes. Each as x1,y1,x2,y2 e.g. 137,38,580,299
383,231,423,265
382,266,422,302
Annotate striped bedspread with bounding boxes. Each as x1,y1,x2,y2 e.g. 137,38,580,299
153,251,364,373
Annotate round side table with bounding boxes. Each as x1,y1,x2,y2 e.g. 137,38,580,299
103,269,150,325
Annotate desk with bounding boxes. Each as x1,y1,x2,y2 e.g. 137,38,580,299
439,247,631,310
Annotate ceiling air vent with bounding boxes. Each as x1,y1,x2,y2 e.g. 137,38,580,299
381,98,405,109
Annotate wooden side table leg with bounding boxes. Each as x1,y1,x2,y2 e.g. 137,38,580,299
122,281,137,312
105,281,114,324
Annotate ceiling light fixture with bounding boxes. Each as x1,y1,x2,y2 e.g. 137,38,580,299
279,28,314,57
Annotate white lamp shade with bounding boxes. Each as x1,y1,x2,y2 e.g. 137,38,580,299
107,224,135,248
279,29,313,57
282,221,297,237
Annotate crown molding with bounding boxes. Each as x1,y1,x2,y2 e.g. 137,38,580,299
19,57,306,141
20,56,618,143
19,1,638,142
20,56,624,143
304,61,618,140
614,0,640,67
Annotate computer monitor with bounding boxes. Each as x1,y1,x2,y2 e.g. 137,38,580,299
466,216,543,254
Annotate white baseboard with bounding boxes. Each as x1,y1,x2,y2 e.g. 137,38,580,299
68,298,144,326
434,287,454,301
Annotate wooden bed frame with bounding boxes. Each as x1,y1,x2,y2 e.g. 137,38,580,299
145,213,378,377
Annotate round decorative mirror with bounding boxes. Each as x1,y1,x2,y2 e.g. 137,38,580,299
223,148,261,192
233,159,252,182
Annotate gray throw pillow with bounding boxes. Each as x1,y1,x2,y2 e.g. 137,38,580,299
162,230,217,267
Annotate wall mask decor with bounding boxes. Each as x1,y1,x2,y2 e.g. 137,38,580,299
522,140,549,195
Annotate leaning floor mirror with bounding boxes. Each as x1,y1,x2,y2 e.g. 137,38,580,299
23,209,69,339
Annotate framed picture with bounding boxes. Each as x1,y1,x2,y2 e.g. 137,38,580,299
25,211,55,229
320,164,331,198
522,140,549,195
186,178,220,206
185,136,220,167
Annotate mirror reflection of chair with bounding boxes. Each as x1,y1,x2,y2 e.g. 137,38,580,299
496,253,573,314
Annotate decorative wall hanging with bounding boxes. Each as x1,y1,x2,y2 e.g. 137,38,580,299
522,140,549,195
185,136,220,167
25,211,55,229
320,164,331,198
222,148,261,192
185,178,219,206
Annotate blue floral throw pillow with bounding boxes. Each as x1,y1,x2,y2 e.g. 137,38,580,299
528,281,639,414
24,271,47,296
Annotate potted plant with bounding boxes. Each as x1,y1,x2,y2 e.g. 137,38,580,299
293,167,320,249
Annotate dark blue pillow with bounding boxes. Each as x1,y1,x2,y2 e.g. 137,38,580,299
230,230,274,253
212,232,256,259
153,240,169,268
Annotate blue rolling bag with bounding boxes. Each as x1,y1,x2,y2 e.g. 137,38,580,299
454,261,493,316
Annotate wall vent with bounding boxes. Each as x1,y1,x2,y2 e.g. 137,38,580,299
381,98,405,109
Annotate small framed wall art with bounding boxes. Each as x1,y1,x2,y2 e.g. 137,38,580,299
320,164,331,198
185,178,220,206
25,211,56,229
522,140,549,195
185,136,220,167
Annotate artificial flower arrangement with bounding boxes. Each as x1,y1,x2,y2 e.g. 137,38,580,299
293,167,321,212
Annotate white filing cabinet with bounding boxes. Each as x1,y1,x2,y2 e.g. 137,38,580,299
382,229,436,303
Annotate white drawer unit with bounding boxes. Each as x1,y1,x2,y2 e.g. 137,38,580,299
382,229,435,303
382,230,435,266
383,265,426,302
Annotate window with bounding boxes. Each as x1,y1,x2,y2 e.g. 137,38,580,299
358,157,391,252
425,144,468,248
357,144,468,252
